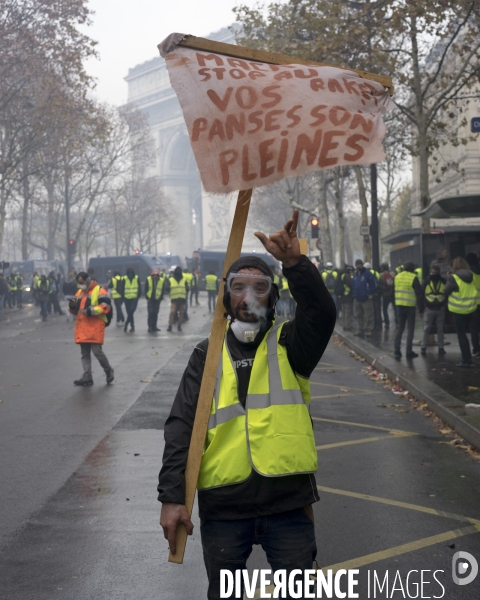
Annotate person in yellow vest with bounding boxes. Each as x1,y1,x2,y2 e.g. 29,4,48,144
145,269,165,332
182,268,193,322
393,261,423,358
445,256,478,368
466,253,480,358
205,270,219,313
8,273,17,308
158,210,336,599
108,271,125,326
190,268,200,307
68,271,114,386
15,273,24,308
122,267,141,333
420,265,446,356
166,265,189,332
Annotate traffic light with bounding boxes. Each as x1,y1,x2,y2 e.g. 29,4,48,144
68,239,76,254
310,217,319,239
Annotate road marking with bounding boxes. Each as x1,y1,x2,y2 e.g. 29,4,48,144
319,525,480,574
316,485,480,525
311,391,383,400
316,436,389,450
311,416,417,436
249,526,480,598
310,381,375,393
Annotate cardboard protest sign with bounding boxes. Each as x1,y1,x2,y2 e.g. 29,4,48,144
164,46,396,193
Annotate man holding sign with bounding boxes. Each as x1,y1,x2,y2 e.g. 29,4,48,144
158,209,336,599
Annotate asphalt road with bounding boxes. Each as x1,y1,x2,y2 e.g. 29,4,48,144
1,303,480,599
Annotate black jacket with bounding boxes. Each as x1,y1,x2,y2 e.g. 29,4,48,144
421,275,447,310
157,256,336,520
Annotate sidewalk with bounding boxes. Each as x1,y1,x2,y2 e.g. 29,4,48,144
334,320,480,452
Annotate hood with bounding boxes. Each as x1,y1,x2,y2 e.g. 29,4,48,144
223,256,278,320
454,269,473,283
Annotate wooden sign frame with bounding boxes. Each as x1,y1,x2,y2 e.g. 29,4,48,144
158,35,393,564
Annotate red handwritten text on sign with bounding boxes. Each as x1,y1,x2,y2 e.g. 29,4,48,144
165,48,395,193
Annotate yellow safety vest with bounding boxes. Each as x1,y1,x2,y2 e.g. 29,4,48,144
371,270,380,281
448,274,477,314
169,276,187,300
273,274,280,285
146,275,164,300
424,280,445,304
197,322,317,490
205,274,218,292
472,272,480,306
321,270,337,291
414,267,423,282
9,278,17,291
183,272,193,285
395,265,404,274
75,284,108,323
341,273,351,296
394,271,417,307
111,275,122,299
123,275,139,299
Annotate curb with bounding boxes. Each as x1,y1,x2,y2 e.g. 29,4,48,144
334,328,480,452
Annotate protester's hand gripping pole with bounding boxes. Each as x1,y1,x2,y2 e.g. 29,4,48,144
168,189,253,564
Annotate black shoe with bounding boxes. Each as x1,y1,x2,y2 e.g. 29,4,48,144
148,328,153,333
42,316,47,322
456,362,473,369
124,323,128,332
421,348,426,355
406,351,419,358
167,325,172,332
105,368,114,384
438,348,446,356
394,351,402,358
154,327,161,332
177,325,182,332
130,326,134,332
74,376,93,386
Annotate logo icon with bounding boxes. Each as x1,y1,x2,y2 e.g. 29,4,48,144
452,551,478,585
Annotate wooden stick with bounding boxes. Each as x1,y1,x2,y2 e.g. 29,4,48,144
170,35,394,96
168,189,253,564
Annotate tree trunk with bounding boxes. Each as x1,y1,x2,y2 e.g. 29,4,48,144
333,169,345,267
0,185,8,255
317,172,333,263
21,172,31,259
353,166,372,262
46,180,56,260
410,14,430,233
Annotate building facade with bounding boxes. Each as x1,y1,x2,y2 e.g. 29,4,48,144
124,26,239,262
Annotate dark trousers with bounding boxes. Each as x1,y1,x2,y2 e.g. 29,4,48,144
394,305,416,354
184,291,189,319
124,298,138,329
48,292,62,314
16,290,23,307
113,298,125,323
190,286,199,306
7,291,15,308
80,343,111,377
147,298,161,330
453,312,473,364
382,296,397,327
471,306,480,354
39,300,48,319
201,508,317,600
208,291,217,312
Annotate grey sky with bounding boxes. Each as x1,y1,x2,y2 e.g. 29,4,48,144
84,0,267,106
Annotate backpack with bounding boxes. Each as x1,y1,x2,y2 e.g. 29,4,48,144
324,271,336,292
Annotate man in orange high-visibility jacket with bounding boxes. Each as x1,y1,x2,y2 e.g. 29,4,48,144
68,271,114,386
